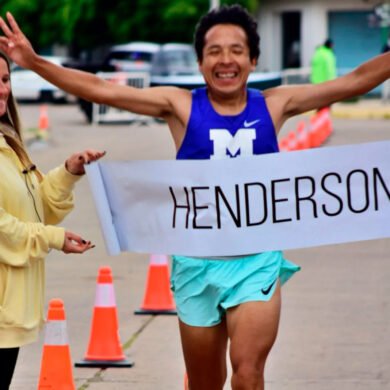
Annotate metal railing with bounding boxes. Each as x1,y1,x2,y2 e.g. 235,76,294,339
92,72,151,124
281,67,311,85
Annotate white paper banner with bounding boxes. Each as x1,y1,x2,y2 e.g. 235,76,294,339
85,141,390,256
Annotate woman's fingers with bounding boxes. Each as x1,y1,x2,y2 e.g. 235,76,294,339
65,150,106,175
63,231,95,254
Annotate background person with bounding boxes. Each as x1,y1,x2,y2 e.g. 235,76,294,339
0,51,105,390
0,5,389,390
310,38,337,84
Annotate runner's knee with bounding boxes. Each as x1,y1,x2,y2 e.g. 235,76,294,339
231,362,264,390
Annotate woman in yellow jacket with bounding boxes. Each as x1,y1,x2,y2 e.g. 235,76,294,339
0,51,105,389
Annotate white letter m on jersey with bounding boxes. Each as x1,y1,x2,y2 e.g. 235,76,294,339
210,129,256,159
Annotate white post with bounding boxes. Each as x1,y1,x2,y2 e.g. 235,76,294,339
210,0,220,10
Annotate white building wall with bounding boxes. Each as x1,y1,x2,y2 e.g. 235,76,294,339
257,0,375,71
301,4,327,68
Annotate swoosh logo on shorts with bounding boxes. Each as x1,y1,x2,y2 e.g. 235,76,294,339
243,119,260,127
261,279,277,295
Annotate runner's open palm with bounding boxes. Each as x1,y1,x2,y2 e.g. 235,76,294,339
0,12,37,69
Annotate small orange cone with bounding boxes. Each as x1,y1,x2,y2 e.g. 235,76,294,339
286,130,298,151
278,137,289,152
296,121,310,150
184,372,189,390
38,105,49,140
38,299,75,390
134,254,176,315
320,107,333,140
308,113,321,148
75,266,133,367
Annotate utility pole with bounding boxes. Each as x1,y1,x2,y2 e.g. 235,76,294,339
210,0,220,10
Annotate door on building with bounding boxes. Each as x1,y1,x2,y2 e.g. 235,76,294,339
329,11,381,95
329,11,381,70
282,11,301,69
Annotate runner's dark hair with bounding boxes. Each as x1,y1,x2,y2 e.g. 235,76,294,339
194,4,260,62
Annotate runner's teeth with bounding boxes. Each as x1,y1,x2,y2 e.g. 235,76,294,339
217,72,236,78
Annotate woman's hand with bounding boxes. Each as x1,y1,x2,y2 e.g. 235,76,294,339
65,149,106,176
62,231,95,254
0,12,37,69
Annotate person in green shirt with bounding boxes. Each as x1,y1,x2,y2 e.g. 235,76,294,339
310,39,336,84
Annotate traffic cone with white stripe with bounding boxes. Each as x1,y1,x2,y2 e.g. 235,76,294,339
37,104,49,141
134,254,176,315
75,266,133,367
38,299,75,389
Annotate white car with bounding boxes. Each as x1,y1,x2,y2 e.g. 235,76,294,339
11,56,72,102
150,43,199,77
103,42,161,72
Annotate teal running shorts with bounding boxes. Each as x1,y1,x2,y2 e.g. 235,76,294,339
170,251,300,327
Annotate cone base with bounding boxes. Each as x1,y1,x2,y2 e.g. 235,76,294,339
75,358,134,368
134,308,177,315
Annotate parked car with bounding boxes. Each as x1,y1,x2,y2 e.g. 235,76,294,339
150,43,198,77
11,56,73,102
103,41,161,72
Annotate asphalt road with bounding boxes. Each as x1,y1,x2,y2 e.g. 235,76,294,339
9,101,390,390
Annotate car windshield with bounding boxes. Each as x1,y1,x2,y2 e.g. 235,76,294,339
152,48,198,76
163,50,197,67
108,51,154,63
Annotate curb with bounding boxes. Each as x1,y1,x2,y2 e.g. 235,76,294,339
331,100,390,120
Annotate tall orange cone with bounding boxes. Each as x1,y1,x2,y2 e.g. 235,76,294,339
38,299,75,390
75,266,133,367
134,254,176,315
38,104,49,140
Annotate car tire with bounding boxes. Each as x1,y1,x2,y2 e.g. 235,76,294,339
39,90,54,103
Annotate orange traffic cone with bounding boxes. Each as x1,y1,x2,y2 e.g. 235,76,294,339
278,137,289,152
320,107,333,141
286,130,298,151
184,372,189,390
296,121,310,150
308,113,321,148
38,299,75,390
75,266,133,367
134,254,176,315
38,104,49,140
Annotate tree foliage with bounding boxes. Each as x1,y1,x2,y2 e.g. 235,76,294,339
0,0,258,56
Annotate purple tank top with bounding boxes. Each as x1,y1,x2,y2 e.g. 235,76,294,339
176,87,279,160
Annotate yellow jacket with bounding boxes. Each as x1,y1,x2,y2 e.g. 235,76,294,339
0,135,81,348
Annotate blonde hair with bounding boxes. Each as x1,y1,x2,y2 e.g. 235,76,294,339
0,52,42,180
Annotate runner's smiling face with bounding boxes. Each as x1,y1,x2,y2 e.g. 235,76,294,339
199,24,257,98
0,58,11,117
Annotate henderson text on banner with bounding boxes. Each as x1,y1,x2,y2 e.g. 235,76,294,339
85,140,390,256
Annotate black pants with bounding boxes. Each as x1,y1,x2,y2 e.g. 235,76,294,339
0,347,19,390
